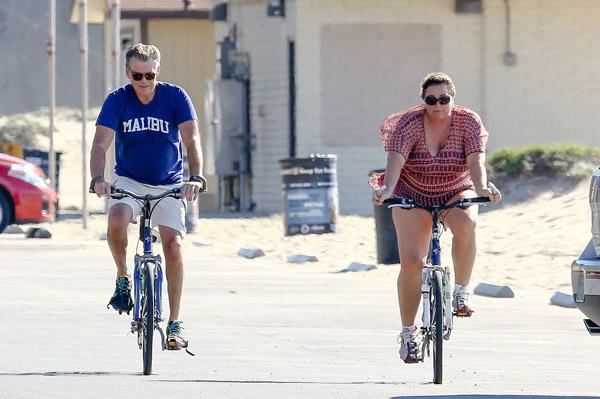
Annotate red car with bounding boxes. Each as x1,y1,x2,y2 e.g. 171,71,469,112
0,153,58,233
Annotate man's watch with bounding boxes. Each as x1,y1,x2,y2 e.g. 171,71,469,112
188,175,207,191
88,173,104,194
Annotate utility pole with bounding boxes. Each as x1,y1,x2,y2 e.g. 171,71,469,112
48,0,56,194
79,0,88,229
105,0,121,188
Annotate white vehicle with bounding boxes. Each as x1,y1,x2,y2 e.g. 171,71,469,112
571,167,600,335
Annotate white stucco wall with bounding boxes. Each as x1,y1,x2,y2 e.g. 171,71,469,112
224,0,600,215
226,0,293,213
295,0,483,214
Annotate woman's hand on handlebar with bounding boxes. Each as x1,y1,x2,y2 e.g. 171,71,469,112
372,185,393,205
475,182,502,204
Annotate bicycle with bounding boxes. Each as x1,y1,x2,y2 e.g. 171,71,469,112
109,186,186,375
384,196,491,384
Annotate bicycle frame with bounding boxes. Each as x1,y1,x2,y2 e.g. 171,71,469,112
132,198,164,325
384,195,492,384
420,208,453,339
110,187,181,350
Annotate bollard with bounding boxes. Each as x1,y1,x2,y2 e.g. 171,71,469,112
370,169,399,264
185,199,198,233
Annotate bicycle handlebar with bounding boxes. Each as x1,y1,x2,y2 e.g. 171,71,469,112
110,187,182,201
383,196,491,211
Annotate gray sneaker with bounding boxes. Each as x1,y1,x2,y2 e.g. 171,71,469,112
398,327,422,363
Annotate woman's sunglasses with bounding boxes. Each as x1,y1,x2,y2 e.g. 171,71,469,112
130,71,156,81
424,94,451,106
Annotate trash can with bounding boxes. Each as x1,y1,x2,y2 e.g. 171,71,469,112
370,169,399,264
279,154,338,236
23,149,62,192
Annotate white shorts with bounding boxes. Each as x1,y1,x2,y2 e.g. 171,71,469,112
108,175,187,238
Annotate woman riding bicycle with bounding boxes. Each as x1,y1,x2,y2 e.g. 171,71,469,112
371,72,502,363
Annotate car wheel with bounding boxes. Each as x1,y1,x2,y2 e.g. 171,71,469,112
0,192,12,234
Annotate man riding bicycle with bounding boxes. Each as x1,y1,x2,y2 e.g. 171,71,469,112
89,43,205,350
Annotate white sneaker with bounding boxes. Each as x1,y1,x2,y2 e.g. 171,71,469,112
453,287,474,317
398,327,422,363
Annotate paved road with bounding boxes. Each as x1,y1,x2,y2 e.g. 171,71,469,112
1,242,599,398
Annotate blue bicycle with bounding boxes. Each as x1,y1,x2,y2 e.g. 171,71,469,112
384,196,491,384
110,187,183,375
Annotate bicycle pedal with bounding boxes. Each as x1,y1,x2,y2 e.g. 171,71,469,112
453,309,473,317
166,341,181,350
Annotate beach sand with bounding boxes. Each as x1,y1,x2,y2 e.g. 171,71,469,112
2,108,596,296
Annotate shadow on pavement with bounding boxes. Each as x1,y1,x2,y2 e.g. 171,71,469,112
156,379,407,385
389,396,599,399
0,371,138,377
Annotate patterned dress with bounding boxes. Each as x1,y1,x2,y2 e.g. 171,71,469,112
373,104,488,206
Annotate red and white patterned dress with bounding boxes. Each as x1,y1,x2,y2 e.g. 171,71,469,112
372,104,489,206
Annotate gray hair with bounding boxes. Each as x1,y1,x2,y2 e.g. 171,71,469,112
125,43,161,67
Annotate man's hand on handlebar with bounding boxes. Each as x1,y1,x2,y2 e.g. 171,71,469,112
475,182,502,204
182,176,207,202
89,174,112,197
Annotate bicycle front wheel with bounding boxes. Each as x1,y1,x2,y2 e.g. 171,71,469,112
142,264,155,375
431,269,444,384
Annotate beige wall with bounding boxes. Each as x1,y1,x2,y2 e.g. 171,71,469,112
225,1,293,213
297,0,483,214
482,0,600,150
225,0,600,215
147,19,218,211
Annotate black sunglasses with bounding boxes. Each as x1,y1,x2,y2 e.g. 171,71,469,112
130,70,156,81
424,94,451,106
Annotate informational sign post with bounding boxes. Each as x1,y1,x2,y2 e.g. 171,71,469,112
279,155,338,236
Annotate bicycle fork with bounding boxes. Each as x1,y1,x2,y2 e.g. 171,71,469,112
421,265,454,356
131,255,167,349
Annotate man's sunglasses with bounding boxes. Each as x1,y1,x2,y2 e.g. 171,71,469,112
424,94,451,106
130,71,156,81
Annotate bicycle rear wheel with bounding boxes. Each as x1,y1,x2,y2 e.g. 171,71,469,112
431,269,444,384
142,264,155,375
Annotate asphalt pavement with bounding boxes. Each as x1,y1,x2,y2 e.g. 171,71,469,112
1,244,599,398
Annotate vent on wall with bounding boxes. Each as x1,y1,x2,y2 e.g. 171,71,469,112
455,0,482,14
267,0,285,17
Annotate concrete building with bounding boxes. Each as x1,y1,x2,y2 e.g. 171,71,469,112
216,0,600,215
0,0,105,114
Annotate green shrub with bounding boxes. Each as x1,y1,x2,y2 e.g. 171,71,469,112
488,144,600,179
0,116,49,148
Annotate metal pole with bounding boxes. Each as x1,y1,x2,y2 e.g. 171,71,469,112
48,0,56,194
103,0,120,201
103,5,112,96
79,0,88,229
113,0,120,88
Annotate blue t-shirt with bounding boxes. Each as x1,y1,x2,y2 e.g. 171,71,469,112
96,82,197,185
